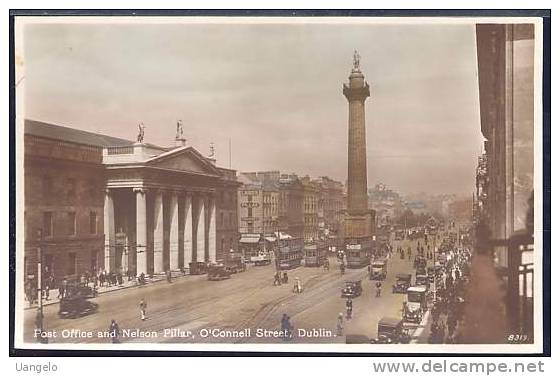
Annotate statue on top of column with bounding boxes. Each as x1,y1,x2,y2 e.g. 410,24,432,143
137,123,145,143
209,142,215,158
175,120,184,140
353,50,361,71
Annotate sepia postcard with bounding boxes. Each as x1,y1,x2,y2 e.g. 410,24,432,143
12,14,546,354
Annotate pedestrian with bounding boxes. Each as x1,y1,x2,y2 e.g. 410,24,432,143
108,319,121,343
61,277,68,298
281,313,293,341
139,298,147,320
336,312,344,336
44,284,50,301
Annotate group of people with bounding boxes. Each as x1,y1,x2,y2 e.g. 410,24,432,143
273,271,289,286
429,242,472,344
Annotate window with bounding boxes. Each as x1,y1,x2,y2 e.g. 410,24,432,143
248,207,253,218
67,252,77,275
43,212,53,237
67,212,76,236
89,211,97,234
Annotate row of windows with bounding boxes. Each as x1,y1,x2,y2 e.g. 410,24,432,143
41,211,98,238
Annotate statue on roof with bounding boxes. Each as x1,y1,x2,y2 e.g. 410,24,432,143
209,142,215,158
176,120,184,140
137,122,145,143
353,50,361,70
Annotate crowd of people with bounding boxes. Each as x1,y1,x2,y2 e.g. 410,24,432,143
429,238,472,344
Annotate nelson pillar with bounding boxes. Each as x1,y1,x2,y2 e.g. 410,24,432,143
343,51,376,268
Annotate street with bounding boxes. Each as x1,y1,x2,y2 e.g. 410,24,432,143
25,238,432,344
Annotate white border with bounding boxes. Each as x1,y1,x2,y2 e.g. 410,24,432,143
12,14,546,354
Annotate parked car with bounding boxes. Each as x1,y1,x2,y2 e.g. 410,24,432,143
341,280,363,298
207,264,231,281
392,273,412,294
403,286,428,324
58,294,98,319
372,317,411,344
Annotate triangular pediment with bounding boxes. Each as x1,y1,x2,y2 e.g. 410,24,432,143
146,147,220,176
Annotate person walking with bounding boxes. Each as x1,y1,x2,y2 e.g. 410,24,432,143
108,319,121,343
336,313,344,336
139,298,147,321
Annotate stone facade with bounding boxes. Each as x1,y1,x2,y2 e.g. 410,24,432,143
23,120,239,282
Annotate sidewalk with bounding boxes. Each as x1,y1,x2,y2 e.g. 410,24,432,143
24,274,167,311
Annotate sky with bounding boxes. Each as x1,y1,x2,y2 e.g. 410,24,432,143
20,19,484,195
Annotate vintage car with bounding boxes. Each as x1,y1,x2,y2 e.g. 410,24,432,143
414,256,427,270
224,251,247,273
403,286,428,324
58,294,98,319
392,273,412,294
415,274,430,289
341,280,363,298
372,317,411,344
189,261,208,275
369,259,387,280
207,264,232,281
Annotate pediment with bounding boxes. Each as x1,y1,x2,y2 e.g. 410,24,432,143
146,147,219,176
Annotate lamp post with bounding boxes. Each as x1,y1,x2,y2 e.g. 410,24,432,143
36,228,47,343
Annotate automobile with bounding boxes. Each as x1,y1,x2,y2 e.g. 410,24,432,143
415,274,429,288
189,261,208,275
58,295,98,319
250,251,272,266
207,264,232,281
341,280,363,298
369,259,387,280
372,317,411,344
403,286,428,324
224,251,247,273
414,256,427,270
392,273,412,294
66,283,98,299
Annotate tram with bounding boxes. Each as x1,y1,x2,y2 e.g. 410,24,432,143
278,236,304,270
345,240,373,268
303,241,328,267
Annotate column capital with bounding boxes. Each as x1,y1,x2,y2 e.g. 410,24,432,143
133,187,148,194
104,188,113,196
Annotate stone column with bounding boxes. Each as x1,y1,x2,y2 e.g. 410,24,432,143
169,191,180,271
196,195,206,262
103,189,116,272
208,195,217,263
134,188,148,276
153,190,165,273
183,194,193,268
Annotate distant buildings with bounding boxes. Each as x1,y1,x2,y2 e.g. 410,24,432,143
368,183,405,223
237,171,345,255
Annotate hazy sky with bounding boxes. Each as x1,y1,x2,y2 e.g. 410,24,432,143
21,20,483,195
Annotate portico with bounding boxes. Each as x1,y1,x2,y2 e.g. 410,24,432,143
102,143,220,276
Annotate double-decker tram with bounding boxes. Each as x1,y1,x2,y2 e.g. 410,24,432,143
345,239,373,268
278,236,304,270
304,241,328,267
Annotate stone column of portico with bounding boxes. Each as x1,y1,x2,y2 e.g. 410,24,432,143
134,188,148,276
196,195,206,262
207,195,217,263
153,189,165,273
183,193,193,268
169,191,180,271
103,189,116,272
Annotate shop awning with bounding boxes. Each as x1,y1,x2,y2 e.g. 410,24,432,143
240,235,261,244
